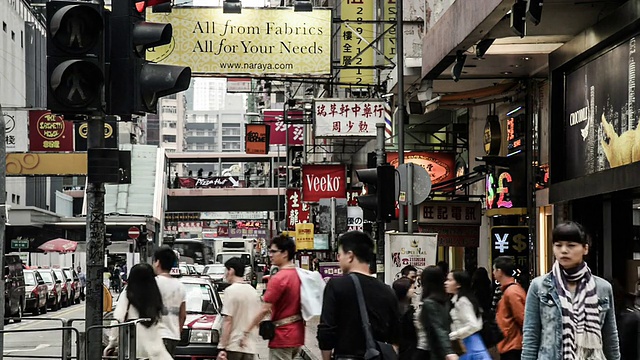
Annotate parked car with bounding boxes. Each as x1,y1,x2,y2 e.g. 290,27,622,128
4,255,25,324
202,264,229,291
52,268,71,307
63,268,81,304
24,269,48,315
175,276,223,360
38,269,62,310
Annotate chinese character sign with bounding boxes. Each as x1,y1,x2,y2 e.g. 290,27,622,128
340,0,375,86
2,110,28,153
418,201,482,225
347,206,364,232
263,109,304,145
29,110,74,152
383,0,396,66
314,100,385,137
286,188,310,230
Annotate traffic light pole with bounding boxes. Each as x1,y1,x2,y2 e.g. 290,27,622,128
375,123,385,280
85,114,106,360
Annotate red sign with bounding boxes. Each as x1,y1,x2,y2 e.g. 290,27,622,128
245,124,270,154
286,188,310,230
347,188,366,206
177,176,243,188
29,110,74,152
128,227,140,239
387,152,455,185
301,164,347,202
263,110,304,145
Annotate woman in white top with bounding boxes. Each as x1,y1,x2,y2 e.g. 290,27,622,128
445,270,491,360
104,263,173,360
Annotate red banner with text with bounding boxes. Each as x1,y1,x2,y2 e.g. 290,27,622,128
301,164,347,202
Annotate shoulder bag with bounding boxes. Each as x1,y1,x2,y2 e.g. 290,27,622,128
350,273,397,360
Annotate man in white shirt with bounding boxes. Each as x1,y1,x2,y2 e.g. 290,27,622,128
217,257,261,360
153,246,187,357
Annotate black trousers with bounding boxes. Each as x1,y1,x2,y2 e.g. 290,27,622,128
500,350,521,360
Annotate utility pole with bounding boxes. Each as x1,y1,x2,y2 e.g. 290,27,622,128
85,113,106,360
396,0,405,232
375,123,385,279
0,103,6,356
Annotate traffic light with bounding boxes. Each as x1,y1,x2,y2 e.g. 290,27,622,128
356,165,396,222
108,0,191,116
46,0,105,115
87,149,132,184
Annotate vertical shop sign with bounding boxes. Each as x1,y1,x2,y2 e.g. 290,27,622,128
490,226,530,288
383,0,396,66
347,206,364,231
286,188,310,230
245,124,270,154
340,0,375,86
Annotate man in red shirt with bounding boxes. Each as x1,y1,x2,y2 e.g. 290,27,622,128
245,235,304,360
492,256,526,360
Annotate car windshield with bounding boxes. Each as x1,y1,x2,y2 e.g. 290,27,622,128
64,269,72,279
54,270,64,280
183,283,217,315
24,272,36,286
215,253,250,266
206,266,226,275
40,272,53,283
173,242,205,264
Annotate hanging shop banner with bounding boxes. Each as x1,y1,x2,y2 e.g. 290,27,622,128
2,110,28,152
302,164,347,202
339,0,375,86
295,223,314,250
418,201,482,225
387,152,455,185
28,110,74,152
146,8,331,76
177,176,244,188
286,188,310,230
418,225,479,247
347,206,364,232
75,119,118,151
245,124,270,154
490,226,530,287
263,109,304,146
564,33,640,179
314,99,385,137
384,232,438,285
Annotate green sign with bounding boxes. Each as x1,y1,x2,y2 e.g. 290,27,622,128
11,239,29,250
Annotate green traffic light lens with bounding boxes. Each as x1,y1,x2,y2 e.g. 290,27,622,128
49,5,103,55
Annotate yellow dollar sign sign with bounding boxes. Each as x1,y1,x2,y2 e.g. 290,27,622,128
512,234,527,252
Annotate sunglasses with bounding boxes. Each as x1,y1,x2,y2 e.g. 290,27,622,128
268,249,283,254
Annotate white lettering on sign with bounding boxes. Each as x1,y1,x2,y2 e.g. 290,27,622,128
305,174,342,192
569,106,589,126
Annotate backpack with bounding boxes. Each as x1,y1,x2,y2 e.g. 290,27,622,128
295,268,326,321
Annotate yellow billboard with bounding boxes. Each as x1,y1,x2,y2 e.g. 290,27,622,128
295,223,315,250
340,0,375,86
6,153,87,176
146,8,331,76
383,0,396,65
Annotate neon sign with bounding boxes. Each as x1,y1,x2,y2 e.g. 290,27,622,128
486,171,514,209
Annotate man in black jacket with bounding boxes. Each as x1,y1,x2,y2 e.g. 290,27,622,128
317,231,401,360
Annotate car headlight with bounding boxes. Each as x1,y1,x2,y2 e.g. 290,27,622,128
189,330,212,343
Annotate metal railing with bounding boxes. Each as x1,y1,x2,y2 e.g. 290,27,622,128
0,316,149,360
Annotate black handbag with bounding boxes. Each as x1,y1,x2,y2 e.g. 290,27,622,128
350,274,398,360
259,320,276,340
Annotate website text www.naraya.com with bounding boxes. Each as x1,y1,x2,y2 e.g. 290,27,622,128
219,62,294,71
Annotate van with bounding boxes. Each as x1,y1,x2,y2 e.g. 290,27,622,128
4,255,26,324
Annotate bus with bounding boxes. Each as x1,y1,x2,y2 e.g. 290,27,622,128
171,239,214,266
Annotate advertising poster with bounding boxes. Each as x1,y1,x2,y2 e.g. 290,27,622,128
245,124,270,154
565,34,640,179
295,223,314,250
384,232,438,285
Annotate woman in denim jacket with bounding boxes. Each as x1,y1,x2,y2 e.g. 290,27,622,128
522,221,620,360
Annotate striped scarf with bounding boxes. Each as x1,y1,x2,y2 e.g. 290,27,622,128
552,261,605,360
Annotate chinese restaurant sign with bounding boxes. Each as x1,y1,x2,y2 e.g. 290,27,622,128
146,8,331,76
564,33,640,179
387,152,455,185
301,164,347,202
286,188,310,230
490,226,530,287
263,110,303,146
314,99,385,137
29,110,73,152
418,201,482,225
245,124,270,154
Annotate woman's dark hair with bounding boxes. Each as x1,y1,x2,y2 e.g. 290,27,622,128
270,234,296,260
452,270,482,317
552,221,588,245
393,277,413,301
471,267,493,315
421,266,448,304
126,263,164,327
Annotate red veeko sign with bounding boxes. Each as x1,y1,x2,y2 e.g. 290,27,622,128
301,165,347,202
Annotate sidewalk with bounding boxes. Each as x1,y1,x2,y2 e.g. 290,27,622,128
254,318,321,360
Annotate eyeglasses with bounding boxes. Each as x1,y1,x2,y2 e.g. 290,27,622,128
269,249,282,254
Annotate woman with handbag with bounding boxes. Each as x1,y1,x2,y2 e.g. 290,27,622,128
445,270,491,360
103,263,173,360
419,266,459,360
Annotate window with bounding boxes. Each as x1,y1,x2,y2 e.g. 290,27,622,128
2,23,6,32
11,194,15,203
196,144,205,150
163,135,176,142
16,195,20,205
11,31,15,41
221,127,241,136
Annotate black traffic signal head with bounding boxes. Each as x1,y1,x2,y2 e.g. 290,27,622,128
355,165,396,222
107,0,191,115
47,1,104,115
